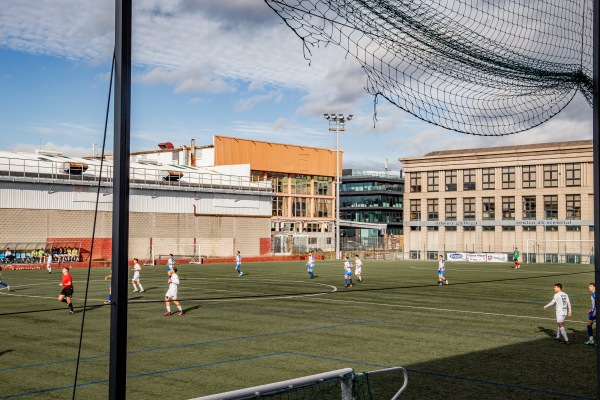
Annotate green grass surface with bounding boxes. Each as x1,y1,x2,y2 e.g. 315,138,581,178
0,260,597,399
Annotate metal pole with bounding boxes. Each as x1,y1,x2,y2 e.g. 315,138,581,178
593,0,600,395
336,119,340,260
109,0,131,398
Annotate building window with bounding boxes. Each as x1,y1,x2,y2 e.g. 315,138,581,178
482,168,495,190
565,163,581,187
445,170,457,191
308,237,318,244
314,198,332,218
314,176,332,195
410,173,422,192
544,195,558,219
427,171,439,192
463,226,476,231
427,226,439,231
502,226,515,231
268,172,288,193
482,226,495,231
523,225,537,231
482,197,495,220
522,165,536,188
410,200,421,221
545,226,558,232
566,226,581,232
502,196,515,220
522,196,536,220
292,198,307,217
291,174,311,195
502,166,515,189
445,198,457,221
543,164,558,188
306,224,320,233
272,197,285,217
463,197,475,220
445,226,457,231
463,169,476,191
427,199,439,221
566,194,581,220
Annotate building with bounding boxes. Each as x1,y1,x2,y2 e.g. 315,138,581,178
339,169,404,250
0,147,273,264
400,140,594,263
131,136,340,254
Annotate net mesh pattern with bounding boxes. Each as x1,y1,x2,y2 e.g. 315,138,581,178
265,0,593,136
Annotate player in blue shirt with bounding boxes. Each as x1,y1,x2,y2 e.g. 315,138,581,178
235,251,243,276
0,265,10,291
343,256,353,288
167,253,175,273
586,282,596,345
306,252,315,278
438,255,448,285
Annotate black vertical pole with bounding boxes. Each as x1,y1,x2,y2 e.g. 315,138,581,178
594,0,600,398
109,1,132,399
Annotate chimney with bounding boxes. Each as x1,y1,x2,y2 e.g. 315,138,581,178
190,138,196,166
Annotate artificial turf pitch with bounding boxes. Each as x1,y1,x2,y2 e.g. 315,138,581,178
0,260,596,399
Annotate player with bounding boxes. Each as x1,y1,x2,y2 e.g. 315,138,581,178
306,252,315,278
343,256,353,288
104,273,112,305
131,258,144,292
167,253,175,273
585,282,596,345
354,255,363,282
544,283,572,344
46,252,52,274
513,247,520,269
58,267,74,314
438,254,448,285
235,251,243,276
164,266,183,316
0,265,10,291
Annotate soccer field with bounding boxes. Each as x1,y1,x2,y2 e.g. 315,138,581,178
0,260,596,400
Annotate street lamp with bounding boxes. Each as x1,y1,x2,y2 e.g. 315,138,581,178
324,113,353,260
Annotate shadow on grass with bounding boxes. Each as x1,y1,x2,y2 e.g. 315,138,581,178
367,334,596,400
0,349,14,357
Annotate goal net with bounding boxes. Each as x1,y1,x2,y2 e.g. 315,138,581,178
191,367,408,400
526,239,594,264
145,242,203,266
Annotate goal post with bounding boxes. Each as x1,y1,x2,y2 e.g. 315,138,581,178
144,242,203,266
526,239,594,264
190,367,408,400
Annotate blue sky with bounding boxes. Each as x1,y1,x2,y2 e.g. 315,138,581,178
0,0,593,171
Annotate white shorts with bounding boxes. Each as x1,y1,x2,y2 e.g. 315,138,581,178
132,272,140,281
165,287,178,300
556,313,568,323
355,268,362,275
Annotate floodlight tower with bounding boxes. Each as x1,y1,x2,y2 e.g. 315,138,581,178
324,113,353,260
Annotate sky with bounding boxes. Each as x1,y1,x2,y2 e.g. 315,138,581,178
0,0,593,172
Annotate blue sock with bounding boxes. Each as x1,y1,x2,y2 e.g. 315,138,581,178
108,294,112,302
0,281,7,288
344,279,348,285
588,325,593,337
349,279,353,284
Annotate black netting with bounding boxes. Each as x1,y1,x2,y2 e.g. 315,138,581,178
265,0,593,136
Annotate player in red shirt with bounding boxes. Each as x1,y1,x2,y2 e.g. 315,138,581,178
58,267,74,314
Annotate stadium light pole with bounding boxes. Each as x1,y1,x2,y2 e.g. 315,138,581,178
324,113,352,260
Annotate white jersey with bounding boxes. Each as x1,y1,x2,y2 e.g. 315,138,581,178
132,263,141,280
355,259,362,274
546,292,572,316
166,272,179,299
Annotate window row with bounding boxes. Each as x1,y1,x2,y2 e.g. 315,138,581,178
272,197,333,218
341,181,404,192
266,173,333,195
409,163,581,192
409,195,582,221
410,225,589,232
340,194,403,208
340,210,403,224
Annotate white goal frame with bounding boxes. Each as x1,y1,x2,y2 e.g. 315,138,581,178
144,242,203,266
526,239,594,264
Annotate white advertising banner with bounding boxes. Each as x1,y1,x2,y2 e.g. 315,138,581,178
486,253,508,262
466,253,487,262
446,253,467,261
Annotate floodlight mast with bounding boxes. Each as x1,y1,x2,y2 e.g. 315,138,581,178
324,114,352,260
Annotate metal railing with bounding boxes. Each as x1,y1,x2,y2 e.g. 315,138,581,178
0,156,273,194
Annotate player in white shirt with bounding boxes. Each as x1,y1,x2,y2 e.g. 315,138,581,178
164,267,183,316
131,258,144,292
354,255,363,282
544,283,572,344
46,252,52,274
438,255,448,285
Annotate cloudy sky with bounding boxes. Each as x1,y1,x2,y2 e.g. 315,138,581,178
0,0,593,172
